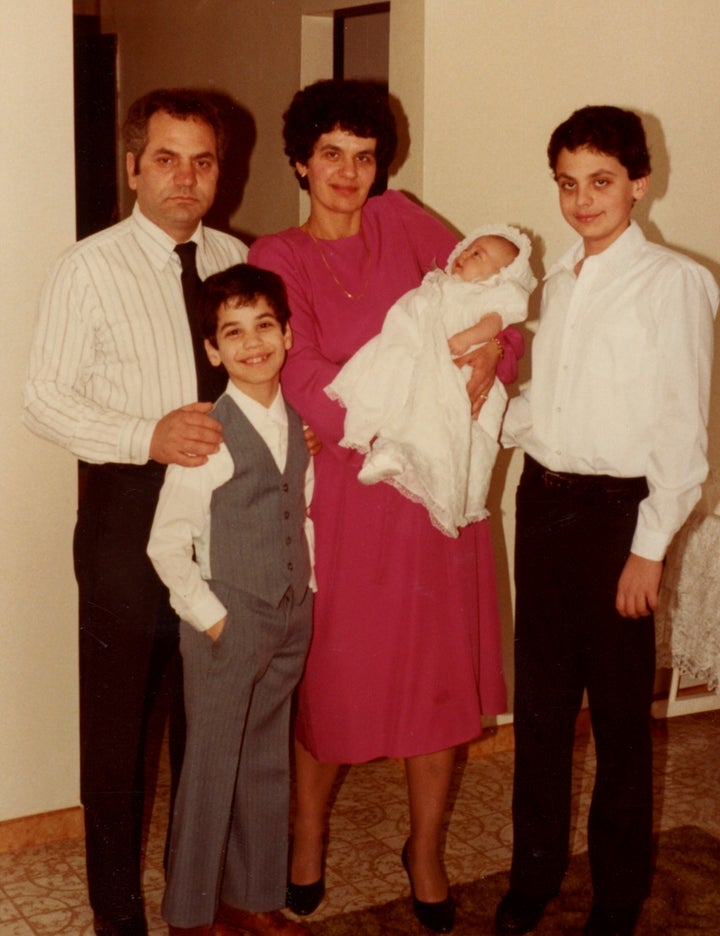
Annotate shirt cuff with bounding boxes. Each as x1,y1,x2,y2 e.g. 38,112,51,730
185,590,228,633
496,326,525,385
118,416,158,464
500,393,531,448
630,525,671,562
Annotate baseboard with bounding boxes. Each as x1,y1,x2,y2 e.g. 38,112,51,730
0,806,83,854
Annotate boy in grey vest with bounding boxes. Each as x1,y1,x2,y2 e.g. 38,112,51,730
148,264,314,936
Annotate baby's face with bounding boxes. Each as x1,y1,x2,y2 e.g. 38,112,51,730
451,235,516,281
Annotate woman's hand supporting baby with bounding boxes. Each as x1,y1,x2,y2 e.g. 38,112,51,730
449,311,503,416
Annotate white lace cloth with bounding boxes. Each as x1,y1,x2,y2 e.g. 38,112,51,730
656,473,720,691
326,225,536,537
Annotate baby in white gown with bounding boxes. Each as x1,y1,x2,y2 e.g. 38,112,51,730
325,224,536,537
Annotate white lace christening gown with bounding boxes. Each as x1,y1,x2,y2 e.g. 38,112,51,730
327,258,533,536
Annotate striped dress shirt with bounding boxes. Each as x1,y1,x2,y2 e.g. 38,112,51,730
24,203,247,464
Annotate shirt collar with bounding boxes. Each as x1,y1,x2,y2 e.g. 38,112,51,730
545,220,647,282
223,380,287,426
131,202,203,270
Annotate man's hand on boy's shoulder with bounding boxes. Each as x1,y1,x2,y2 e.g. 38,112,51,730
150,402,224,467
615,553,663,619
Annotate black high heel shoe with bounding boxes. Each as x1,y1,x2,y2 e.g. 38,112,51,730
401,839,456,934
286,877,325,916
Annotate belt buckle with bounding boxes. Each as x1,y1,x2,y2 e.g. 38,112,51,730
542,469,572,490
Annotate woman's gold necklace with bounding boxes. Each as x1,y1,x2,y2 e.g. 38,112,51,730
304,223,372,301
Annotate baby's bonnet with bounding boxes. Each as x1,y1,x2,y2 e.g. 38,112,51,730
445,224,536,294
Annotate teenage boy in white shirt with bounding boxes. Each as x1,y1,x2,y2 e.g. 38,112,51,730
496,106,718,936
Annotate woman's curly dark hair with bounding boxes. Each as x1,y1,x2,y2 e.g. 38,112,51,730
283,79,398,192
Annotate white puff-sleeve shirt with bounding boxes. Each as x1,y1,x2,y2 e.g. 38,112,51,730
504,221,718,560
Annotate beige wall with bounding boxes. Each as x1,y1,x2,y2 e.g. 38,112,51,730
421,0,720,264
1,1,78,821
3,0,719,822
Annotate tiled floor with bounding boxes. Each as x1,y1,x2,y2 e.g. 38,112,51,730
1,708,719,934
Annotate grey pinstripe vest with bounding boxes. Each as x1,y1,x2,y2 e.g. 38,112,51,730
208,393,311,606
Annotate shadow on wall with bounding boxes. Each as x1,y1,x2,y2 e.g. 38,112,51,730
637,109,719,280
388,91,410,181
203,91,257,245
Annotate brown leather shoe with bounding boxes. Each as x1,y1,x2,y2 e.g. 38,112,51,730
216,903,312,935
168,926,214,935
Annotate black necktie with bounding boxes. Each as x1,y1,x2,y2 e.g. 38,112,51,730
175,242,225,401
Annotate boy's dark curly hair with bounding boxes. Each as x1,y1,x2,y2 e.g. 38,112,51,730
283,79,397,192
548,105,651,180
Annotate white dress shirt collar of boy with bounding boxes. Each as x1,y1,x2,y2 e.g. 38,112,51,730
222,380,289,473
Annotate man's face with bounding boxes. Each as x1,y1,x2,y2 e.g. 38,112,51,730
126,111,219,242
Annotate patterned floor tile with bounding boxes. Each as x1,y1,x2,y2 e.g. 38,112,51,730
0,709,717,933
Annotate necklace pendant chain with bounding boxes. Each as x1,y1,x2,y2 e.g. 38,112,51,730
306,225,371,301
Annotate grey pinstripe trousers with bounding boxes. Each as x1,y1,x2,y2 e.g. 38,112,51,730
162,584,312,928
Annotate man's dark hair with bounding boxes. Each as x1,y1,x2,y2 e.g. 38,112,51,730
283,79,397,193
123,88,225,172
547,105,651,180
200,263,291,347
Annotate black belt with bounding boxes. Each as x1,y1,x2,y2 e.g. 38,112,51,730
78,459,167,495
526,455,647,496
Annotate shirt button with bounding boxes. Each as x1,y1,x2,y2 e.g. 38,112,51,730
286,536,292,545
284,510,290,519
287,562,294,571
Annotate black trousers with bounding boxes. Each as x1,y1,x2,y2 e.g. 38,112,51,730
509,455,655,909
74,461,186,921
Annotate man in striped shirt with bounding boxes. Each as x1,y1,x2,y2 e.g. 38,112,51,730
24,89,248,936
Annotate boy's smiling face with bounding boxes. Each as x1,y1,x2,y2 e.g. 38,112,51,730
554,145,649,256
204,298,292,406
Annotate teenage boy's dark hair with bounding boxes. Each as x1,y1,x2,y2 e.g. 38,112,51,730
547,105,651,180
200,263,291,347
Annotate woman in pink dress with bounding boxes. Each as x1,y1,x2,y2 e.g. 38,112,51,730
249,79,521,934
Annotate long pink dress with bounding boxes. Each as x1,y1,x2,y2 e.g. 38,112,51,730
249,190,507,763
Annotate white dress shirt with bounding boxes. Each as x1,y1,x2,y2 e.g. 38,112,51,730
24,203,247,464
147,382,315,632
504,221,718,560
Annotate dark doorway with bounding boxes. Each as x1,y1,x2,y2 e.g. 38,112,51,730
74,14,118,239
333,3,390,83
